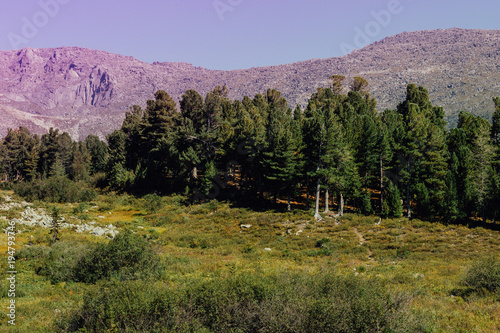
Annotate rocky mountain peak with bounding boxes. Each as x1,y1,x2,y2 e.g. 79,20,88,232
0,28,499,140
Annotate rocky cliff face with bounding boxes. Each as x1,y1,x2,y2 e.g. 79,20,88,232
1,28,499,140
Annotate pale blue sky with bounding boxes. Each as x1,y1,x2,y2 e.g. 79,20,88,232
1,0,499,70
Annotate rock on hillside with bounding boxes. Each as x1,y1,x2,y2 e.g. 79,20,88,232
0,28,499,140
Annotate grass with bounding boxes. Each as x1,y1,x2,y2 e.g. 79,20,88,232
0,189,499,332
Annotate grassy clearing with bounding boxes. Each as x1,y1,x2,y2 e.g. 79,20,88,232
0,189,499,332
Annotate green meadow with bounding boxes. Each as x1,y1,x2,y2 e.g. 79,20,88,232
1,189,499,332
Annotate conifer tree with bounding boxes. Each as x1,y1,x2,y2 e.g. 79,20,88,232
350,76,369,95
394,84,448,219
355,115,380,188
200,160,218,198
385,180,402,218
237,95,267,199
106,130,129,189
447,127,474,219
303,88,359,219
140,90,179,187
260,89,301,209
121,105,143,172
0,127,39,181
449,112,494,221
444,153,460,221
468,132,495,223
329,75,345,95
85,135,108,175
377,120,393,212
38,128,60,178
71,141,91,182
58,132,73,177
179,90,206,190
203,86,230,160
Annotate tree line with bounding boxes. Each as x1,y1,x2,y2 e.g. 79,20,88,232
1,77,500,223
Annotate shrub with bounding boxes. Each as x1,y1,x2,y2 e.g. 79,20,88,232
396,246,411,259
315,238,330,248
90,171,107,189
72,202,90,214
60,272,429,332
13,176,97,203
463,256,500,294
16,244,51,262
73,230,161,283
59,280,181,332
17,241,91,284
142,193,163,214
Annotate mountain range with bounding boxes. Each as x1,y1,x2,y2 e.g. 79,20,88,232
0,28,499,140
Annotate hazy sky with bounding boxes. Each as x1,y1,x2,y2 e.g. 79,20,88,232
1,0,499,70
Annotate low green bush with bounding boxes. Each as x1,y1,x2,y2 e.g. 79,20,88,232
60,272,429,332
17,241,90,284
73,230,161,283
39,242,91,283
72,202,90,214
19,231,161,285
142,193,163,214
59,280,181,332
463,255,500,294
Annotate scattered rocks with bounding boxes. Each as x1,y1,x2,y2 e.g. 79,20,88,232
0,199,31,211
3,198,119,238
264,248,272,252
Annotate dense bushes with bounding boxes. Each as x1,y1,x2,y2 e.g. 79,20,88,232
463,256,500,294
13,176,97,203
18,231,161,284
73,230,161,283
60,272,428,333
22,241,90,284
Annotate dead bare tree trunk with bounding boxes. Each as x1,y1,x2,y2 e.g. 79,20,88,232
324,188,329,213
314,178,321,220
287,193,291,212
339,193,344,216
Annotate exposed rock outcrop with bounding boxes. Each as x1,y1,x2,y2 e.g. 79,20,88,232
0,28,499,140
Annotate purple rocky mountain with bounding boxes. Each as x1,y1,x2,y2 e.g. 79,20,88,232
0,28,499,140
